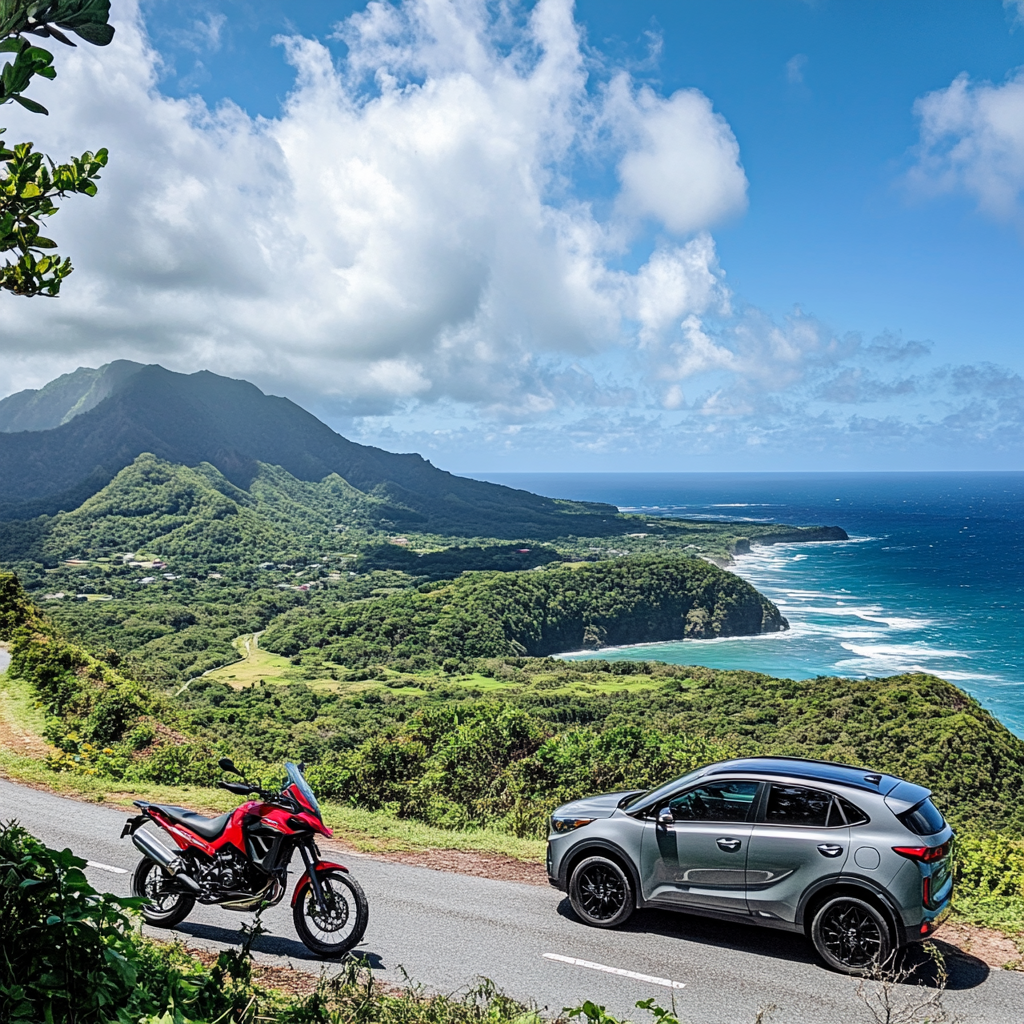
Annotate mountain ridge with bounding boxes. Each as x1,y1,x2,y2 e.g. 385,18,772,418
0,364,617,536
0,360,145,433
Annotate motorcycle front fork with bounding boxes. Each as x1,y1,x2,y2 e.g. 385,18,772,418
297,841,329,913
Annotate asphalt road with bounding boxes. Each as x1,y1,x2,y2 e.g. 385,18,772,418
2,778,1022,1024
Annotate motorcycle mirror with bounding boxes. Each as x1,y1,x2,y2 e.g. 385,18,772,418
218,757,240,775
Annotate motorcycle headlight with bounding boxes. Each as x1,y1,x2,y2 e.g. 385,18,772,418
550,816,595,834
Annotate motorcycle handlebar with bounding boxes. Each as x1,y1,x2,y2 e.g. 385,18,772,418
218,778,288,803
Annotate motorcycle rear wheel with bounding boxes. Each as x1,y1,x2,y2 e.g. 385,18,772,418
132,857,195,928
292,869,368,958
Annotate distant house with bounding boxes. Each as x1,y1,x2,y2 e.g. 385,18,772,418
390,537,410,546
139,577,156,585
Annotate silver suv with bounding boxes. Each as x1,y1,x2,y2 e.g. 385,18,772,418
546,757,953,974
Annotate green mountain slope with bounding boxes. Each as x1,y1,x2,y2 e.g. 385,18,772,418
1,455,402,568
260,554,788,668
0,360,144,433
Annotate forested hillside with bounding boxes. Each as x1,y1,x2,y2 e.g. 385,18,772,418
259,554,788,669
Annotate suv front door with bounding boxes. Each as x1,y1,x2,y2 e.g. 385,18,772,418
639,779,760,915
745,782,851,923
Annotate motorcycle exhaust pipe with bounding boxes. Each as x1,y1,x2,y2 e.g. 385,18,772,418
132,829,201,895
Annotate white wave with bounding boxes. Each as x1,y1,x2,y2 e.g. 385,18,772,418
839,642,969,660
556,629,799,659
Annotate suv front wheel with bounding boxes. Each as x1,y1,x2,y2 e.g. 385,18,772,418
569,856,634,928
811,895,893,974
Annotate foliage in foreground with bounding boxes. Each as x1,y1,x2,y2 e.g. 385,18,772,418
1,0,113,297
0,820,548,1024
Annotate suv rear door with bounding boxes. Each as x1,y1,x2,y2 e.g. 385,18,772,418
639,779,759,915
745,782,851,923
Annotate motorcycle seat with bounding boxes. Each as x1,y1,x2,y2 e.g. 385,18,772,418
153,804,233,840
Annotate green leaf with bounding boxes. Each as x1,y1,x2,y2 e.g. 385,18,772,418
13,94,48,115
68,22,114,45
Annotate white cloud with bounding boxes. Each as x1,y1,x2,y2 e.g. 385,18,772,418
611,80,748,233
785,54,807,86
1005,0,1024,27
909,69,1024,227
0,0,746,414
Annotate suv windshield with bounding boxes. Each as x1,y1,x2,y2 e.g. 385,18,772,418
623,766,709,812
285,762,321,818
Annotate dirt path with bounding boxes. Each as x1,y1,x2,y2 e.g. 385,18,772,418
0,647,51,759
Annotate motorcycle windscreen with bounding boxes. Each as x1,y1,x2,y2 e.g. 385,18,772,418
286,762,322,817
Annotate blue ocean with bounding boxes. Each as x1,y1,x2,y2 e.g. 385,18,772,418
474,473,1024,738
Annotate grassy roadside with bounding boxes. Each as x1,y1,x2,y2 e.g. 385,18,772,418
0,665,544,864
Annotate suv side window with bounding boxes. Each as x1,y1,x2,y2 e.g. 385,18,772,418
838,797,869,826
668,781,759,822
763,784,846,827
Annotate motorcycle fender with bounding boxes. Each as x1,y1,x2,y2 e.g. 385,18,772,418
290,861,349,907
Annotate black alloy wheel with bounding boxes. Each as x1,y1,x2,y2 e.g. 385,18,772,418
811,895,893,974
569,856,634,928
131,857,195,928
292,869,369,958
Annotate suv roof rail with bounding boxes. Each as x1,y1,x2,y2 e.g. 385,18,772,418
706,756,895,793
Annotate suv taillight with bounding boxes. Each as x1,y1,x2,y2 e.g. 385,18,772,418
892,841,949,863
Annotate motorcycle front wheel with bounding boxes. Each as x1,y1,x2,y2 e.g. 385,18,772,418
132,857,195,928
292,869,368,958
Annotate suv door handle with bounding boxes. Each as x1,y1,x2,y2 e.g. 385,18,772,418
817,843,844,858
717,837,742,852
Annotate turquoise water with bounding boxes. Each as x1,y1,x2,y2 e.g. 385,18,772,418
474,473,1024,737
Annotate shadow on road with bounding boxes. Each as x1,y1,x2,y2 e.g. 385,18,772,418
555,899,990,991
171,920,385,969
896,940,990,991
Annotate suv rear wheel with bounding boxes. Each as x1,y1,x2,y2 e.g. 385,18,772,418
811,895,892,974
568,856,634,928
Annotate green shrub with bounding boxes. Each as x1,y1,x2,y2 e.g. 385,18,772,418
952,832,1024,935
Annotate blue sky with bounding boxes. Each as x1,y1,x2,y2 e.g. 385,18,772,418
2,0,1022,471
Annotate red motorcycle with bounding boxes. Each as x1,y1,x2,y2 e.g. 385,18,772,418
120,758,368,957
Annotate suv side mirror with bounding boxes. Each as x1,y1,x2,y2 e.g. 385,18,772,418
219,757,241,776
657,806,674,826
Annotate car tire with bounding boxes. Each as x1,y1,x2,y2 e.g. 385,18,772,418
568,855,634,928
811,894,893,975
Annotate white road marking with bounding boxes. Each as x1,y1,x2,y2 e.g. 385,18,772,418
543,953,686,990
86,860,129,874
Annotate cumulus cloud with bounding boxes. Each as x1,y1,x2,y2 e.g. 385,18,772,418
0,0,747,414
611,81,748,233
909,68,1024,227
